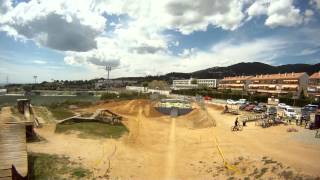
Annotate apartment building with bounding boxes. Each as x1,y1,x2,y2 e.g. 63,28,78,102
308,72,320,97
172,78,219,90
197,79,219,88
218,76,253,91
248,72,308,97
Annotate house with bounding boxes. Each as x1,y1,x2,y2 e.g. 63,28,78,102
172,78,219,90
308,72,320,97
218,76,253,91
248,72,308,97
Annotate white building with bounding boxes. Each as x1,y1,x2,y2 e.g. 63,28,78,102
197,79,219,88
147,89,171,95
126,86,147,93
0,89,7,95
172,78,219,90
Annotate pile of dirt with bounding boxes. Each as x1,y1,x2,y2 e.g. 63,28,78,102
176,108,215,129
194,156,320,179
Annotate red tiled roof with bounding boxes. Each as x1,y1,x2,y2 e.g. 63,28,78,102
250,72,306,80
221,76,253,81
310,72,320,79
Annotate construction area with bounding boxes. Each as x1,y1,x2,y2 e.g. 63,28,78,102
1,98,320,179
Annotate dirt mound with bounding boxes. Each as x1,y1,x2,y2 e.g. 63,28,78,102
175,108,215,129
81,99,165,118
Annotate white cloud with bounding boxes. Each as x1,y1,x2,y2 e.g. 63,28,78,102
247,1,268,17
295,48,319,56
0,0,12,15
33,60,47,64
0,0,106,51
247,0,309,28
0,0,315,80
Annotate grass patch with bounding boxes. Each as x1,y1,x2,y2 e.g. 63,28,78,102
28,153,92,180
45,100,95,120
80,112,94,117
255,167,268,179
55,122,128,139
49,107,75,120
280,170,294,179
33,106,55,122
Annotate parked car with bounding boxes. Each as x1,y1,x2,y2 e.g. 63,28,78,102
278,103,288,109
253,103,267,113
244,104,256,111
267,106,277,116
283,107,297,118
239,103,249,110
227,99,237,105
236,99,247,105
302,104,318,113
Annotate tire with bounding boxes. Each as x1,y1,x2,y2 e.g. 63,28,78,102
238,125,243,131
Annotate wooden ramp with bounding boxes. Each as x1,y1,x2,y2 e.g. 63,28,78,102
0,124,28,179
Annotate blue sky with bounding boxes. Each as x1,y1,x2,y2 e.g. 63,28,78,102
0,0,319,83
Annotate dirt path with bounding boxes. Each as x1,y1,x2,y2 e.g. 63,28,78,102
206,107,320,176
164,118,176,180
28,100,320,179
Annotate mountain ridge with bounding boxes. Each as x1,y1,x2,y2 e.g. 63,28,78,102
116,62,320,82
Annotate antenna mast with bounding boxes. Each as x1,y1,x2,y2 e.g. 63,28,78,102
33,75,38,84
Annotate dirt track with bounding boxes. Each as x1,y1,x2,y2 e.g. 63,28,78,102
28,100,320,179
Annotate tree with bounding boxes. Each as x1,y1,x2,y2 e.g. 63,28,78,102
300,89,306,99
142,81,148,87
148,80,170,90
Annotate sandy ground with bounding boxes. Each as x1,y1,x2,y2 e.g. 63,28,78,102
27,100,320,179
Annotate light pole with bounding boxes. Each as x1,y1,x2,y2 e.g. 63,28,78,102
33,76,38,84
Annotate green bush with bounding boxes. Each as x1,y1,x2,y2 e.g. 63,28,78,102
100,91,150,100
55,122,128,139
28,153,92,179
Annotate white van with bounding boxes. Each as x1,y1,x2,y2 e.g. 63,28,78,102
284,107,296,118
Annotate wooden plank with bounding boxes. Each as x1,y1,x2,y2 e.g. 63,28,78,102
0,169,11,178
0,124,28,177
0,177,12,180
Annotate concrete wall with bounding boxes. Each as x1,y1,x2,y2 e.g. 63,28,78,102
126,86,147,93
147,89,171,95
155,107,193,116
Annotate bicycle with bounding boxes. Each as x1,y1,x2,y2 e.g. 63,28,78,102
231,124,243,131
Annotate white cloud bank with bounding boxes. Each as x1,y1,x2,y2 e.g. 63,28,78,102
0,0,316,78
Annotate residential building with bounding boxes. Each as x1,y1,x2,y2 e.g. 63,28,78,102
0,89,7,95
172,78,219,90
218,76,253,91
197,79,219,88
308,72,320,97
172,79,197,90
248,72,308,97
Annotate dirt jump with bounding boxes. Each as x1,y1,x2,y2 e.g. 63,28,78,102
27,99,320,179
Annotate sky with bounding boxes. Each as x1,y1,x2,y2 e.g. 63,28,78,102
0,0,319,83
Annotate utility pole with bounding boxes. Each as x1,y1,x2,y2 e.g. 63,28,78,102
6,75,9,85
105,66,112,89
33,76,38,84
106,66,112,80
